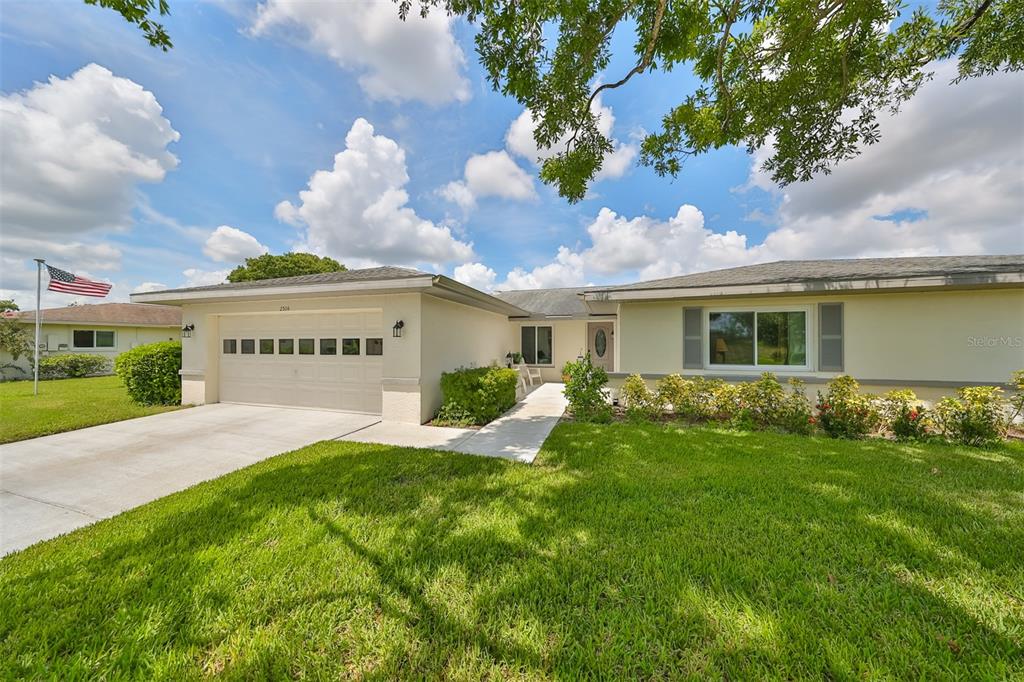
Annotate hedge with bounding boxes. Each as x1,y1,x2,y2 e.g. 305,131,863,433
438,366,518,425
114,341,182,405
38,354,110,379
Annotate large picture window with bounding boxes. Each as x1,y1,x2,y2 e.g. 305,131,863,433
709,310,807,368
73,330,115,349
521,326,553,365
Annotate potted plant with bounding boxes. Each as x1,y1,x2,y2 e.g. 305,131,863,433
561,361,572,383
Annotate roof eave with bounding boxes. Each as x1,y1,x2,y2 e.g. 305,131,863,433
430,276,532,317
130,276,438,305
583,272,1024,302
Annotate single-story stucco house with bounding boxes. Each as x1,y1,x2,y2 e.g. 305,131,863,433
1,303,181,379
130,255,1024,422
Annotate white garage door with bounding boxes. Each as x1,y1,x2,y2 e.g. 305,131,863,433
219,311,384,414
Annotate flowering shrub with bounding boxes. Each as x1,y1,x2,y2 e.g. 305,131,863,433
733,373,814,434
562,352,612,423
879,389,930,440
620,374,664,421
816,375,880,439
655,374,688,415
933,386,1007,446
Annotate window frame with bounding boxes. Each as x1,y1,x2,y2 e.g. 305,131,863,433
73,329,116,349
704,305,811,371
520,325,555,367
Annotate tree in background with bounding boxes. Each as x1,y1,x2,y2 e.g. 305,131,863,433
0,304,32,376
90,0,1022,201
0,300,19,313
226,253,347,283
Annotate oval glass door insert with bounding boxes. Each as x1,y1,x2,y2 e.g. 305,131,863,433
594,329,607,357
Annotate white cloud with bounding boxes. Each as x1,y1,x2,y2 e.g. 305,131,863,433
453,262,497,292
0,63,179,237
503,247,586,290
1,236,122,272
505,98,638,181
251,1,470,105
439,150,536,210
275,117,474,266
745,60,1024,259
132,282,167,293
183,268,230,287
203,225,269,263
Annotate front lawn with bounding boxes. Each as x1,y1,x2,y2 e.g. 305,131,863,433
2,424,1022,678
0,375,181,443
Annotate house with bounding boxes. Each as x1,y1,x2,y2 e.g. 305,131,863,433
130,256,1024,422
1,303,181,379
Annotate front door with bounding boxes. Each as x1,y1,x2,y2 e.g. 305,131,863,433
587,322,614,372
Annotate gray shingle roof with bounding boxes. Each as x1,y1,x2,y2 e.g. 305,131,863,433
492,287,589,317
592,255,1024,292
144,266,433,295
15,303,181,326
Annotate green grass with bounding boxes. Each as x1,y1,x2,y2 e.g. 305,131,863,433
0,375,181,443
2,424,1022,679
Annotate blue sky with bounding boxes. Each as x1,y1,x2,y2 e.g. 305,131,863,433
1,1,1021,307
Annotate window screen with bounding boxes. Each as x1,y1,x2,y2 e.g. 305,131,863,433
96,331,115,348
73,330,94,348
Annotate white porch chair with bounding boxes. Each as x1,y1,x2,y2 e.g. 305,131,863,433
516,360,544,387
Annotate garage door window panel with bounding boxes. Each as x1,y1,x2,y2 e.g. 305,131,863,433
278,339,294,354
298,339,314,355
223,339,237,354
320,338,338,355
366,338,383,356
342,338,360,355
260,339,274,354
241,339,255,354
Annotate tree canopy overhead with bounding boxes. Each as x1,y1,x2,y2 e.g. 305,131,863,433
93,0,1022,201
226,253,346,283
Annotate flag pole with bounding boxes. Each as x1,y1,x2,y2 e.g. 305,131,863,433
33,258,44,396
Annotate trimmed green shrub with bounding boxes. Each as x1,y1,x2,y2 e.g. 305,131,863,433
620,374,664,422
732,373,814,434
1009,370,1024,424
432,402,477,428
934,386,1007,446
816,375,880,439
563,352,612,423
38,353,109,379
439,366,518,425
114,341,182,405
880,389,930,441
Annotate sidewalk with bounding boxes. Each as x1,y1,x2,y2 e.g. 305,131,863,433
338,382,567,464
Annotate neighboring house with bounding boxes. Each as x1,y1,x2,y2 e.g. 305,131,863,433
1,303,181,379
131,256,1024,422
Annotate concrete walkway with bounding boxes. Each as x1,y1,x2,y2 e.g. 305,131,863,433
1,404,379,556
339,382,567,464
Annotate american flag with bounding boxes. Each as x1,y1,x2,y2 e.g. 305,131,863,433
46,264,112,297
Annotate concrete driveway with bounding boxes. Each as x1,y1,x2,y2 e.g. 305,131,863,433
1,404,379,556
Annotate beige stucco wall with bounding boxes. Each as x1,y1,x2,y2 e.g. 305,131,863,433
0,323,177,379
421,295,514,422
177,292,423,420
509,319,600,381
616,288,1024,388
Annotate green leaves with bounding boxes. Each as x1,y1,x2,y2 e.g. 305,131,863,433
226,253,346,283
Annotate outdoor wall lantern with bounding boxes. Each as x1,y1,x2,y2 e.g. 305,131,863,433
392,320,405,338
181,323,195,338
505,352,513,368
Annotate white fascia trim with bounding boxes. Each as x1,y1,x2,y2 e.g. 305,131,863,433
130,276,437,304
584,272,1024,302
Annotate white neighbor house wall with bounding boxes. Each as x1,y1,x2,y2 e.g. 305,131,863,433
0,323,177,379
420,296,514,423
